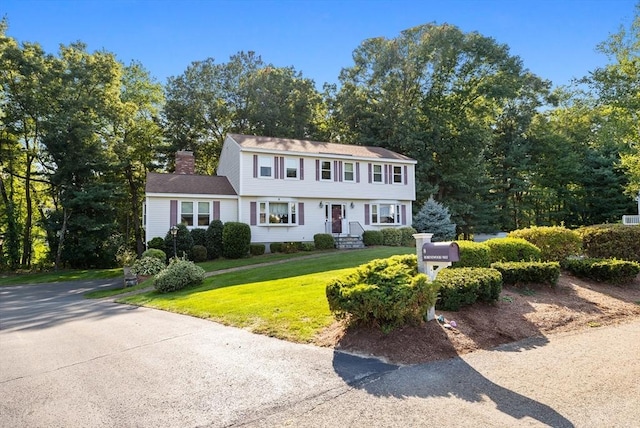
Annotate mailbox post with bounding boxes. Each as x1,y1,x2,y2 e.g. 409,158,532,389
413,233,460,321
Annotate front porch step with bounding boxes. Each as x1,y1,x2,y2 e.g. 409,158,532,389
334,235,365,250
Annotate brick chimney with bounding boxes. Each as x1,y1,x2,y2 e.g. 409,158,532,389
175,150,195,175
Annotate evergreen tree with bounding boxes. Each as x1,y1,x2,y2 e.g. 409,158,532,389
412,196,456,242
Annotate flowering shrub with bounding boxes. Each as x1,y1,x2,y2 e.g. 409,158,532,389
131,256,166,276
153,258,205,293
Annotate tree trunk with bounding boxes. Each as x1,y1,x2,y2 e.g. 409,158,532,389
55,208,71,271
126,166,145,256
20,154,34,267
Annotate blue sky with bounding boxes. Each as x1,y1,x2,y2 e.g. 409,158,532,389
2,0,637,89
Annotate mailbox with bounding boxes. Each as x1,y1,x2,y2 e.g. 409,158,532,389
422,242,460,262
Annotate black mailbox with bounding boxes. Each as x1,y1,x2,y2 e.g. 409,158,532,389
422,242,460,262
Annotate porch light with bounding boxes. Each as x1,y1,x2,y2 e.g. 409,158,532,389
350,202,355,209
319,201,324,208
170,225,178,258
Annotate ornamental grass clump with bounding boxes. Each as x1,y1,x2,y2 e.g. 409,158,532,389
153,258,205,293
325,254,439,332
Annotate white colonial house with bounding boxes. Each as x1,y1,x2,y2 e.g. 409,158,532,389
144,134,417,248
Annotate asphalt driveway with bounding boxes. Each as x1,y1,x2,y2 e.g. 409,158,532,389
1,280,639,427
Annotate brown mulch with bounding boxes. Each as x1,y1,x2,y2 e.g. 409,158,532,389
313,273,640,365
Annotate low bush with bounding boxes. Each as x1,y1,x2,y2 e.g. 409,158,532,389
191,245,208,262
300,242,315,251
270,242,283,253
153,258,205,293
381,228,402,246
281,242,299,254
578,224,640,262
362,230,383,246
147,237,165,251
484,237,541,263
142,248,166,262
190,228,207,246
326,255,439,332
250,244,265,256
222,222,251,259
451,241,491,268
435,267,503,311
131,256,166,276
561,257,640,284
491,261,560,286
399,226,417,247
508,226,582,261
314,234,335,250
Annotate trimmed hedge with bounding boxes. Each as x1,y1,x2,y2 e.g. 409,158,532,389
399,226,417,247
381,227,402,246
190,228,207,246
205,220,224,260
147,237,165,250
578,224,640,262
222,222,251,259
153,258,205,293
508,226,582,261
435,267,503,311
451,241,491,268
250,244,265,256
562,257,640,284
191,245,208,262
484,237,541,263
314,234,335,250
326,255,439,332
491,261,560,286
362,230,383,246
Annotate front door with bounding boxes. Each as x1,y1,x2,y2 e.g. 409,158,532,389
331,204,343,234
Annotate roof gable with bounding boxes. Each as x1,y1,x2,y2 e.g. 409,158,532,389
227,134,415,162
145,172,237,195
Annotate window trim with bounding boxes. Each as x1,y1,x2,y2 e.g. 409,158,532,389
320,160,332,181
372,164,383,183
258,156,273,178
343,162,354,182
285,158,299,180
392,165,403,184
257,200,298,226
179,200,211,227
370,203,401,225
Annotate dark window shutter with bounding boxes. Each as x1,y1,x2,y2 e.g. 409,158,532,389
356,162,360,183
213,201,220,220
250,202,257,225
404,166,408,184
300,158,304,180
170,200,177,226
334,161,339,182
298,203,304,225
274,156,279,179
364,204,370,225
401,204,407,225
368,163,372,183
384,164,390,184
253,155,258,178
315,159,320,181
280,157,285,179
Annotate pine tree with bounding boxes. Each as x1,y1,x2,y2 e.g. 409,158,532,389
412,196,457,242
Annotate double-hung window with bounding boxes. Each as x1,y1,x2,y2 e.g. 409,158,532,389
320,161,332,180
285,158,298,179
371,203,400,224
258,201,297,225
181,201,211,227
392,166,403,184
372,164,383,183
343,162,354,182
258,156,273,178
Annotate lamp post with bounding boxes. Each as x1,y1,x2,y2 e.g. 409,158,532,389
170,225,178,259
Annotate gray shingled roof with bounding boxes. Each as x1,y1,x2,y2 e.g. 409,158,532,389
228,134,416,162
145,172,237,195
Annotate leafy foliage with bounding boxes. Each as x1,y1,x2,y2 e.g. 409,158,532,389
222,222,251,259
191,245,208,262
131,256,166,276
381,228,402,246
451,241,491,268
205,220,224,260
313,234,335,250
362,230,383,246
484,238,541,263
412,196,456,242
153,257,205,293
561,257,640,284
508,226,582,261
491,261,560,286
435,267,503,311
164,224,194,259
577,224,640,262
141,248,166,262
326,255,439,332
190,228,207,246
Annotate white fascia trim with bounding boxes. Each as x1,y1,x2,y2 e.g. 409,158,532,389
146,193,238,200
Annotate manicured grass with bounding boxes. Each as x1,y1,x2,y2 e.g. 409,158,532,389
120,247,414,342
0,268,122,286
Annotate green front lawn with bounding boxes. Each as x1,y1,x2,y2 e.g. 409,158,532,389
0,268,122,286
120,247,414,342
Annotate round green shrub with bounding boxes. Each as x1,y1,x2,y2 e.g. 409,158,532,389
191,245,208,262
222,222,251,259
300,242,315,251
153,258,205,293
131,256,166,276
270,242,283,253
561,257,640,284
577,224,640,262
491,261,560,286
381,228,402,246
326,254,439,332
164,224,194,259
205,220,224,260
250,244,266,256
508,226,582,262
190,228,207,246
362,230,383,246
147,237,165,250
142,248,166,262
314,234,335,250
484,237,541,263
451,241,491,268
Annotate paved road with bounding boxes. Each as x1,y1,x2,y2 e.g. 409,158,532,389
1,280,639,427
